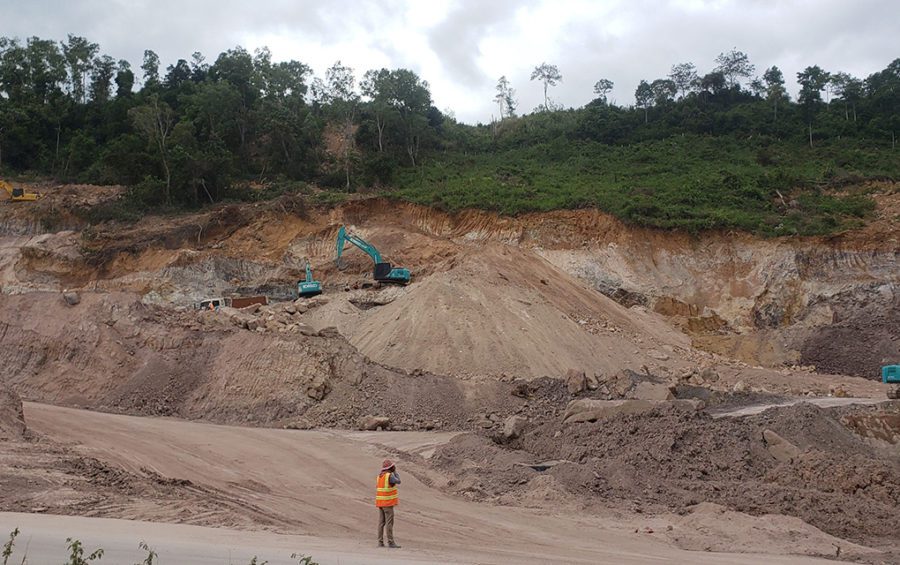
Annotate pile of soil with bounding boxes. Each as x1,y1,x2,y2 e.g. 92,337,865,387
432,402,900,549
307,242,693,378
0,291,578,431
0,383,26,439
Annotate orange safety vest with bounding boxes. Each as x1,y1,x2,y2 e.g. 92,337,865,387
375,472,398,507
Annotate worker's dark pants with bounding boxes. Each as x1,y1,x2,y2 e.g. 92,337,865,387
377,506,395,544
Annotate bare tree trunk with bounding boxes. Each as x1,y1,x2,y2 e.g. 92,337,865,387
808,123,813,148
644,108,648,124
543,82,548,109
54,123,61,174
376,114,385,152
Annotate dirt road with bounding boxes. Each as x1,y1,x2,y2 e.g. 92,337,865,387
12,403,837,565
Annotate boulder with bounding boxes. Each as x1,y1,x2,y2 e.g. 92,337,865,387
627,381,675,401
503,415,528,440
648,350,669,361
306,375,332,401
762,429,801,463
699,367,720,383
284,304,297,315
62,291,81,306
317,326,341,338
359,416,392,431
565,369,587,394
296,323,317,336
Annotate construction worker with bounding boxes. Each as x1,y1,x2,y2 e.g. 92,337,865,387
376,459,401,548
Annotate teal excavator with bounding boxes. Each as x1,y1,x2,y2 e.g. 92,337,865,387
297,261,323,297
335,226,411,284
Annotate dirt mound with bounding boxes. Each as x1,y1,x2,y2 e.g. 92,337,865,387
0,291,583,431
307,242,692,378
432,402,900,549
0,383,26,439
667,502,875,559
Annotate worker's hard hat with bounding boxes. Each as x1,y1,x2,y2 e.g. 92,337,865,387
381,459,395,471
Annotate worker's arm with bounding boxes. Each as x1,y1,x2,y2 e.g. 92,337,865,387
389,471,401,485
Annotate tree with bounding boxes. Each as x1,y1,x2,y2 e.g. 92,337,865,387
592,78,614,103
89,54,115,103
797,65,830,147
668,63,697,99
114,59,134,97
714,48,754,89
762,66,786,122
361,68,432,165
699,71,727,96
129,95,175,203
635,80,653,123
530,62,562,110
141,49,160,89
317,61,360,188
61,34,98,103
494,76,517,118
650,79,676,106
829,71,862,122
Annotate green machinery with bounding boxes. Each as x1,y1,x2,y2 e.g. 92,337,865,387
335,226,411,285
297,261,323,297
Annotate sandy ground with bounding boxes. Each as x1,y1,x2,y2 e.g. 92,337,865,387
9,402,837,565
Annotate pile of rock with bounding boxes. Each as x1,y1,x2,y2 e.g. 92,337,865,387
213,296,330,335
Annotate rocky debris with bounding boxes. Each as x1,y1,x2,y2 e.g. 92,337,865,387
359,415,392,431
564,369,587,394
435,402,900,549
62,291,80,306
503,415,528,441
762,429,802,463
562,398,701,424
0,384,26,439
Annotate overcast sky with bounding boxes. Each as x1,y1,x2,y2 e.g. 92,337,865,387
1,0,897,123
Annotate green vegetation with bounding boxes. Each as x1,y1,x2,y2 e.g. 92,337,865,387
0,35,897,235
395,134,887,235
2,528,319,565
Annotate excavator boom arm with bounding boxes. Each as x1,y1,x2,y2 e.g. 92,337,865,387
336,226,383,265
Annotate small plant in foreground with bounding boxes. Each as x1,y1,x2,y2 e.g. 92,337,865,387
65,538,104,565
134,541,156,565
291,553,320,565
2,529,18,565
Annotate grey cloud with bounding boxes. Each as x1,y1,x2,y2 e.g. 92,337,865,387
427,0,538,87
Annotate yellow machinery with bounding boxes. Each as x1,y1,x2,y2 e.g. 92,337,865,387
1,180,41,201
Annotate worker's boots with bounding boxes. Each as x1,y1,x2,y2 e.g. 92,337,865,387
387,542,401,549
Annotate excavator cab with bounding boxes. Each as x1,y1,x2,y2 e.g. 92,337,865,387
298,261,323,298
335,226,411,285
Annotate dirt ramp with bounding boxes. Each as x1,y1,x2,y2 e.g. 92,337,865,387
0,383,26,439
